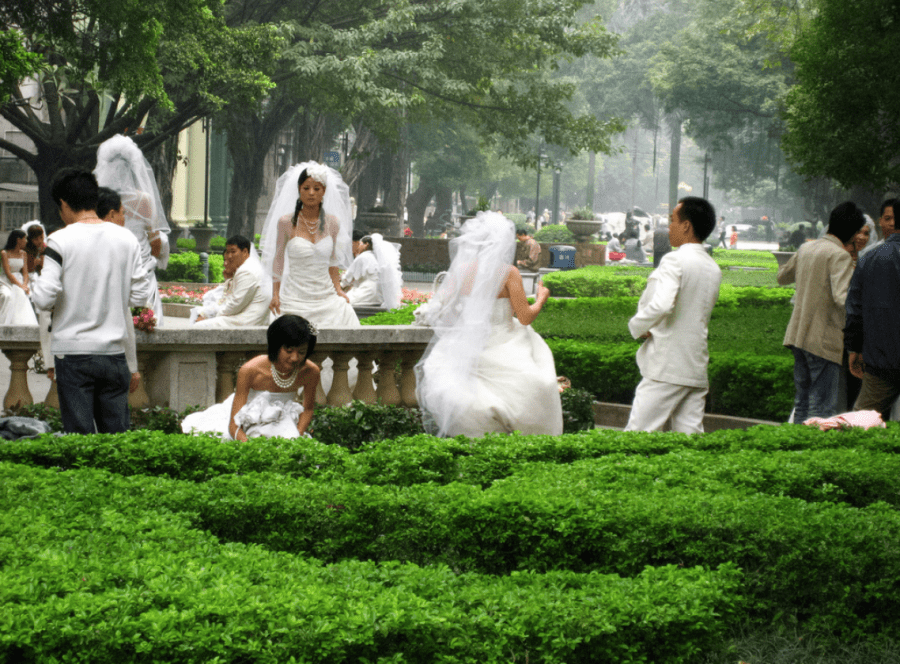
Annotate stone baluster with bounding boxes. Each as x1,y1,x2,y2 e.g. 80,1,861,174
43,379,59,409
216,351,247,402
2,350,34,410
326,352,354,406
375,351,401,406
309,352,328,405
399,349,422,407
128,352,152,409
352,352,377,404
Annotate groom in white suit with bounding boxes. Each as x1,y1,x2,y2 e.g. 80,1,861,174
625,197,722,433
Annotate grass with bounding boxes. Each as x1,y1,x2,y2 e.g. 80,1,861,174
704,627,900,664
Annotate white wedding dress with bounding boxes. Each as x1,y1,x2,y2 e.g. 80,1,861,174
181,388,305,439
280,236,359,327
341,251,381,306
419,298,563,438
0,257,38,326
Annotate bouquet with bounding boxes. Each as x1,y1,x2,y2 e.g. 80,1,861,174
132,307,157,332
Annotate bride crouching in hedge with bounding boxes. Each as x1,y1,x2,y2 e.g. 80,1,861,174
181,316,320,440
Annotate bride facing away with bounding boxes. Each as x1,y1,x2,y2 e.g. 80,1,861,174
181,315,320,440
414,211,563,438
261,162,359,328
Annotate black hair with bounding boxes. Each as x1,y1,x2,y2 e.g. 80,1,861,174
352,229,366,242
880,198,899,217
358,235,373,251
515,228,529,236
293,168,325,233
267,315,317,363
96,186,122,221
225,234,252,252
4,229,25,251
677,196,717,242
827,201,865,244
25,225,44,255
51,168,99,213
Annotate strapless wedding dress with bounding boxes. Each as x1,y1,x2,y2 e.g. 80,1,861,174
181,388,304,439
279,236,359,327
0,257,38,326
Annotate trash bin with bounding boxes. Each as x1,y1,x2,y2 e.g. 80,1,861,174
548,245,576,270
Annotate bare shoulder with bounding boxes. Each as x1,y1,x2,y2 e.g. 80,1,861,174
237,354,270,385
323,214,340,236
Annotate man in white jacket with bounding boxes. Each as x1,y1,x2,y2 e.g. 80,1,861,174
31,169,152,433
194,235,269,328
625,196,722,433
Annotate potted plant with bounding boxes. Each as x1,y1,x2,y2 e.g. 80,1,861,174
190,219,218,253
565,207,603,242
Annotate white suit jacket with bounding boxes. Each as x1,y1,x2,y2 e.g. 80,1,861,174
195,261,269,328
628,243,722,388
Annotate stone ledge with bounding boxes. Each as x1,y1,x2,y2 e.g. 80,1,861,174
593,401,778,432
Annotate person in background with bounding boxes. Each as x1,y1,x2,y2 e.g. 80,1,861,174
729,225,738,249
859,198,897,259
194,235,270,328
0,229,38,326
515,227,541,271
625,197,721,433
22,220,45,275
777,201,865,422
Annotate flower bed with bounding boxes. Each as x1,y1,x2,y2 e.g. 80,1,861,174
159,284,217,305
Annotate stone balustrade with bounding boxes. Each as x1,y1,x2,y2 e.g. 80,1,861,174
0,325,433,412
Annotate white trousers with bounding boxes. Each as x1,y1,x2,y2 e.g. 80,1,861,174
625,377,708,434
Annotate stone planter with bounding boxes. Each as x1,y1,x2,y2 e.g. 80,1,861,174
771,251,795,268
356,212,400,237
566,219,603,242
190,227,218,253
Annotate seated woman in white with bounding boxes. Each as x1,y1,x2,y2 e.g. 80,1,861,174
415,211,562,438
341,231,404,309
181,315,320,440
0,229,38,326
194,235,270,328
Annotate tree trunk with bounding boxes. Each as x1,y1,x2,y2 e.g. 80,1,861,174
668,117,682,212
383,139,410,226
406,182,434,237
586,151,596,211
144,134,180,230
227,148,268,239
434,185,453,226
355,153,382,213
34,147,83,231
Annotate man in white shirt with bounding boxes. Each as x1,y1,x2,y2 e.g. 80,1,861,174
625,196,723,433
194,235,269,328
31,169,152,433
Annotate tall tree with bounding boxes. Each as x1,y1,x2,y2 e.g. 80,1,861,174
0,0,279,227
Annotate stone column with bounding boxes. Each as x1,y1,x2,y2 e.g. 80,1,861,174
216,351,247,402
2,350,33,410
128,352,152,409
326,352,354,406
375,351,401,406
399,350,422,407
352,352,377,404
43,379,59,409
309,352,328,405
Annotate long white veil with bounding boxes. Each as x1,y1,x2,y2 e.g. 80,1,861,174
414,211,516,436
260,161,353,288
370,233,403,310
245,241,272,302
94,135,170,236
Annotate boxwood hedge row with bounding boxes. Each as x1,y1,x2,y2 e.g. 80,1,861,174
0,463,740,664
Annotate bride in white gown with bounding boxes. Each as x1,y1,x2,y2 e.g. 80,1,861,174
261,162,359,328
0,230,38,326
415,211,562,438
181,316,320,440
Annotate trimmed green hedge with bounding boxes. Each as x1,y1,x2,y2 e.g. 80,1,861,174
0,462,741,664
156,252,224,283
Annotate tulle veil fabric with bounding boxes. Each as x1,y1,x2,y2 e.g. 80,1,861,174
414,211,516,435
370,233,403,310
260,161,354,288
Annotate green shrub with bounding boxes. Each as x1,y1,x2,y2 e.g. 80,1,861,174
534,223,576,243
156,252,223,283
210,234,226,249
308,400,424,450
175,237,195,250
1,462,740,664
360,302,419,325
560,387,595,433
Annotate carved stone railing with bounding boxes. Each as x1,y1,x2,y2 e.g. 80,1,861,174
0,325,433,412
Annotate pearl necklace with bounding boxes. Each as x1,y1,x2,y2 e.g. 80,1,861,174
299,209,319,235
270,363,298,389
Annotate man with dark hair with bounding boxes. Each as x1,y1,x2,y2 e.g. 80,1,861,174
32,168,152,433
778,201,865,422
96,187,123,224
515,228,541,271
625,196,722,433
845,203,900,419
859,198,897,259
194,234,269,328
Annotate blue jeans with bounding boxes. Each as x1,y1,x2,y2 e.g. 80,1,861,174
791,347,841,423
55,354,131,434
